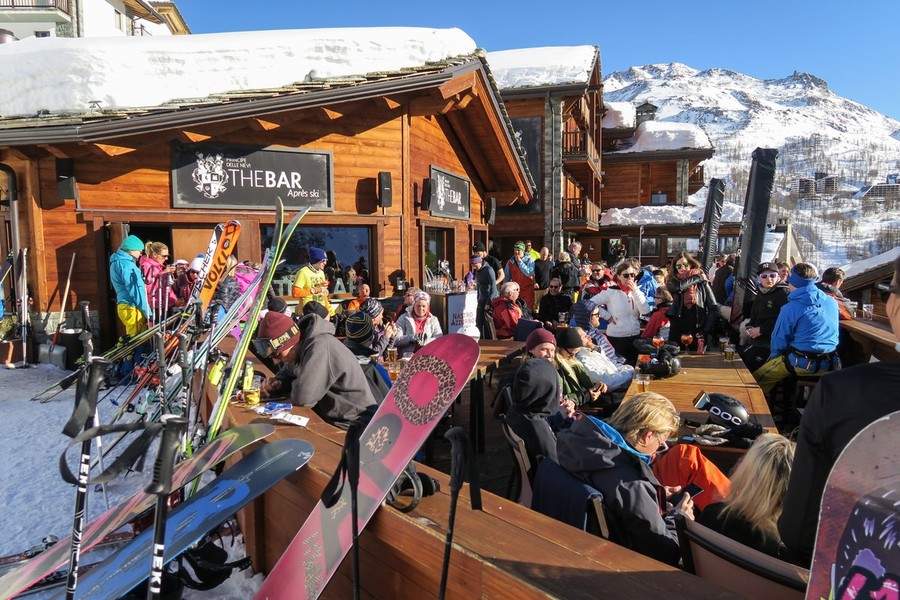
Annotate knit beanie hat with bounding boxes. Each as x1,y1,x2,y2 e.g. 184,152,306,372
360,298,384,320
555,327,583,351
470,255,483,265
189,256,205,273
303,301,329,320
525,328,556,353
257,311,301,353
514,241,526,251
120,234,143,252
308,246,327,263
267,297,289,314
345,311,374,343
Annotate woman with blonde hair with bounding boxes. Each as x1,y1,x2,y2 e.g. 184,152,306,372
138,240,177,323
699,433,797,562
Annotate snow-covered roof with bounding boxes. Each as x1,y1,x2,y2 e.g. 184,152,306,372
611,120,713,154
840,246,900,279
0,27,477,118
602,101,635,128
486,46,597,91
600,197,744,226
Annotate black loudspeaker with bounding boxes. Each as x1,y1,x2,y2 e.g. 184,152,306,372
56,158,79,200
486,197,496,225
377,171,392,208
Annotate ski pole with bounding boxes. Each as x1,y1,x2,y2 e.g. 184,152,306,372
347,422,361,600
63,357,109,600
146,414,187,600
155,331,167,414
439,426,481,600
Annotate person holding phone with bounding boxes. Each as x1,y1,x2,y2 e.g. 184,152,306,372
557,392,728,566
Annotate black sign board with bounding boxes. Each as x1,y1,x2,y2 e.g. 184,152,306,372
428,166,470,220
172,142,333,211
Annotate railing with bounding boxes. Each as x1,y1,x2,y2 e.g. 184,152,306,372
562,196,600,229
688,164,706,194
562,129,601,166
0,0,68,10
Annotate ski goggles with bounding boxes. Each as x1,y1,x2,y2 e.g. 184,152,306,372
252,324,300,359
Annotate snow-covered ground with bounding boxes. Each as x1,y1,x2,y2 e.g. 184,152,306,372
0,363,262,598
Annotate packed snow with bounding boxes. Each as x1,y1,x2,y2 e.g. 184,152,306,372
602,101,636,128
0,27,477,117
0,364,262,598
610,120,712,154
487,46,597,90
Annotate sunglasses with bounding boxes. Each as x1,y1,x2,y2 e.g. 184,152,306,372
251,324,299,358
759,273,779,279
548,285,560,289
619,272,637,279
674,263,689,270
591,312,600,317
591,269,603,273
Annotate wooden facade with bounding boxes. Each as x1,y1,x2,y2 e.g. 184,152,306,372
490,48,604,257
0,57,532,347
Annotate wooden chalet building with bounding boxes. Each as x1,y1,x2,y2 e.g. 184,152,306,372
0,29,533,346
485,46,603,256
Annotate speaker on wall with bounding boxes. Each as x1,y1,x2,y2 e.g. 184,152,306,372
377,171,392,208
56,158,79,201
485,197,496,225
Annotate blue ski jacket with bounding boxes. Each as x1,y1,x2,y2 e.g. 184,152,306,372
109,249,150,318
769,283,839,359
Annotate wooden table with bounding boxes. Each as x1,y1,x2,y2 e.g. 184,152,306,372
624,351,777,472
469,339,526,452
224,404,743,599
840,317,899,362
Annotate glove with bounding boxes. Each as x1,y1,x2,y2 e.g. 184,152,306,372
693,424,729,446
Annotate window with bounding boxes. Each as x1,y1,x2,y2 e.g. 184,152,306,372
34,31,51,38
264,224,371,283
114,10,126,31
717,236,740,254
666,237,700,256
650,192,668,205
628,236,660,258
424,226,453,276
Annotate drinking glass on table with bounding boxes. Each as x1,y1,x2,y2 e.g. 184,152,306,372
680,333,693,352
635,373,651,392
652,335,665,355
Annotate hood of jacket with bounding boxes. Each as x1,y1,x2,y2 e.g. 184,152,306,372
510,358,559,420
297,312,336,349
571,299,598,330
557,415,653,475
109,248,136,268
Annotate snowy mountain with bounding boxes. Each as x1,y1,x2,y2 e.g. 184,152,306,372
603,63,900,266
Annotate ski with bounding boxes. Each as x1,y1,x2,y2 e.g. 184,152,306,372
0,250,12,287
0,531,133,573
0,423,275,599
254,333,480,600
74,438,315,600
206,202,308,446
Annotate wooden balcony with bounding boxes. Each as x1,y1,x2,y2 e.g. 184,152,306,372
0,0,68,10
562,196,600,232
689,164,706,195
562,129,601,190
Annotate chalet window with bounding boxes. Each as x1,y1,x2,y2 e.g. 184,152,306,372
424,226,454,276
628,236,660,259
666,236,700,257
650,193,668,205
34,31,51,38
114,10,126,31
266,224,372,285
717,236,740,254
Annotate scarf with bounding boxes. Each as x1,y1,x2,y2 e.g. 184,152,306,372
413,311,431,335
678,268,703,308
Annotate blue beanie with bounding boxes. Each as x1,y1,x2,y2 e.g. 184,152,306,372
787,267,815,289
120,234,143,252
345,311,374,343
308,247,327,263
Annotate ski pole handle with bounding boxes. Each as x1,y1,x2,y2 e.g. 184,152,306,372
145,415,187,496
84,358,108,414
445,426,468,494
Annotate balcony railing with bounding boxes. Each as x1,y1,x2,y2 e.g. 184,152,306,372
562,196,600,230
562,129,600,166
0,0,69,10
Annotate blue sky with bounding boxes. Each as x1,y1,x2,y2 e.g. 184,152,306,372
177,0,899,121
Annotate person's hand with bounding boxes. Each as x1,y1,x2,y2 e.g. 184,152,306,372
676,493,695,521
261,377,283,396
746,326,760,339
594,381,608,395
664,485,682,501
534,282,539,289
559,398,576,420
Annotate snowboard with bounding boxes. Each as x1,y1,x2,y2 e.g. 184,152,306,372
0,423,275,599
74,438,315,599
806,409,899,600
254,333,480,600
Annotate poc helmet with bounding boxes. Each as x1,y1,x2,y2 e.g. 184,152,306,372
704,393,750,427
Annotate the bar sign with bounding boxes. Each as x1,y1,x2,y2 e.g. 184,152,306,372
428,166,470,220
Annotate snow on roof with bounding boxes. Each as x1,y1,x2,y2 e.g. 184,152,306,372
612,120,713,153
600,196,744,226
602,101,635,128
487,46,597,90
761,231,785,261
840,246,900,278
0,27,477,117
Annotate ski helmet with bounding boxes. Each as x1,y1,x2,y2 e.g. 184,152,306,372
704,393,750,427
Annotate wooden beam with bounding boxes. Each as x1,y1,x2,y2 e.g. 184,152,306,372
372,96,403,111
90,143,138,157
37,144,71,159
488,190,525,206
438,71,476,100
248,118,283,132
180,130,212,143
320,107,343,120
408,95,460,117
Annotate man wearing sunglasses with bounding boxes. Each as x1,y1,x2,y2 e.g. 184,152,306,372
738,262,789,372
779,255,900,566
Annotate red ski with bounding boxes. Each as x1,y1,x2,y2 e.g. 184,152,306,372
254,334,480,600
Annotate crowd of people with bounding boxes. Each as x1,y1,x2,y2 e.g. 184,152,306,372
106,232,900,578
